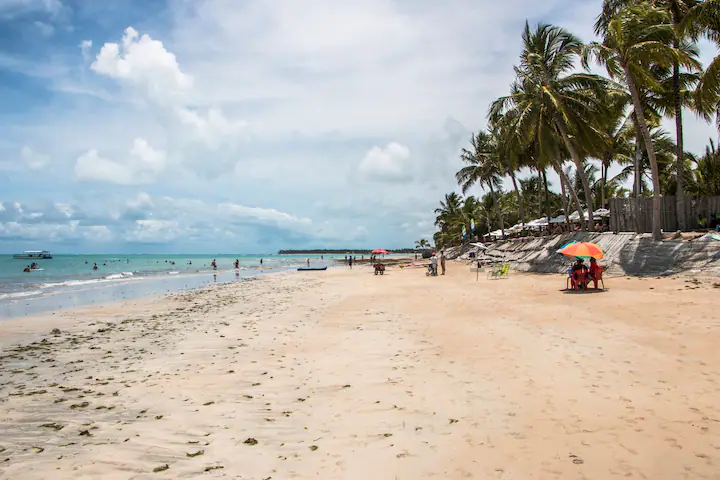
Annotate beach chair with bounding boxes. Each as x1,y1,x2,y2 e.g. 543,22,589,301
488,263,510,280
572,271,587,291
487,264,502,279
497,263,510,279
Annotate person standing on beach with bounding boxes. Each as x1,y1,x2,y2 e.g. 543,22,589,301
348,256,353,269
440,250,447,275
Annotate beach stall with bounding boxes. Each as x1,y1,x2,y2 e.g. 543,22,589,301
488,229,504,240
524,217,549,234
371,249,389,275
595,208,610,217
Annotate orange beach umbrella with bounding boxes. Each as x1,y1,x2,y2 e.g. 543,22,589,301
558,241,604,260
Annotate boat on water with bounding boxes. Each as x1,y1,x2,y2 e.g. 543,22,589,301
13,250,53,260
297,266,328,271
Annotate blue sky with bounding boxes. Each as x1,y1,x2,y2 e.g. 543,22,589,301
0,0,718,254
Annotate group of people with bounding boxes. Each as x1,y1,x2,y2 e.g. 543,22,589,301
697,213,720,232
22,262,40,272
568,258,603,290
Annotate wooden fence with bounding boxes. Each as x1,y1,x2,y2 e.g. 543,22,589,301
609,196,720,233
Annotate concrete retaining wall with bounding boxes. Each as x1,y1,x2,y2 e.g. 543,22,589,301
449,233,720,277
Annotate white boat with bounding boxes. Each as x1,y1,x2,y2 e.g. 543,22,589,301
13,250,52,259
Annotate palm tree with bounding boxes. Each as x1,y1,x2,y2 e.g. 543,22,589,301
682,0,720,130
595,94,635,209
414,239,430,250
491,23,613,231
434,192,464,235
456,131,506,238
597,0,700,229
583,3,700,240
488,115,529,227
686,139,720,195
497,127,527,227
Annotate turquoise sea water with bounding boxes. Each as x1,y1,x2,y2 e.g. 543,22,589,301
0,253,332,301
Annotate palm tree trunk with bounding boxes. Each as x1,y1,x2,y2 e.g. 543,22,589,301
509,171,525,226
556,165,585,231
601,153,610,210
555,115,595,231
542,168,551,223
559,169,571,229
536,167,543,218
673,61,686,231
488,183,505,239
625,66,663,241
634,132,643,234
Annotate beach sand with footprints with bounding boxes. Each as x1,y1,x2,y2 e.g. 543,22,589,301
0,266,719,479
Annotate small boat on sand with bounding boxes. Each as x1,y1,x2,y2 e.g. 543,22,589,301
297,267,328,271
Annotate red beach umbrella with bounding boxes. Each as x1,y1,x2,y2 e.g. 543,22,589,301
372,249,390,255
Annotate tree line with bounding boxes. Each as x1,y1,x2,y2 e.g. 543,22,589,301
430,0,720,250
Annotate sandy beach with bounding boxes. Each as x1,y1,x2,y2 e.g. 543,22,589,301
1,264,719,479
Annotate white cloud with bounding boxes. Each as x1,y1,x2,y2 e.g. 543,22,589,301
20,146,49,170
175,107,247,149
358,142,411,182
91,27,193,103
74,138,167,185
83,225,113,242
0,220,79,241
0,0,62,16
125,192,154,211
34,20,54,36
89,27,246,150
54,203,74,218
80,39,92,59
218,203,312,226
124,219,183,243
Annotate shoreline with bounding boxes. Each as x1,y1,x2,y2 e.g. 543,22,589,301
1,264,718,479
0,267,294,321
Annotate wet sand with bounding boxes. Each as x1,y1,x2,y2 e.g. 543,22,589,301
0,266,718,479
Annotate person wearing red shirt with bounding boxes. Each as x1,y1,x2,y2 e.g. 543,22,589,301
588,258,603,289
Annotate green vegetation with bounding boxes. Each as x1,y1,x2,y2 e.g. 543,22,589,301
433,0,720,249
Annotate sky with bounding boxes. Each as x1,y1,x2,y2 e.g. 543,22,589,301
0,0,718,254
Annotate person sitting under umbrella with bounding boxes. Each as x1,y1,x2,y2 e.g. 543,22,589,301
571,259,589,289
587,257,604,289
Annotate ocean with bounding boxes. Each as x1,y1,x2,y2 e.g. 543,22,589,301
0,253,336,319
